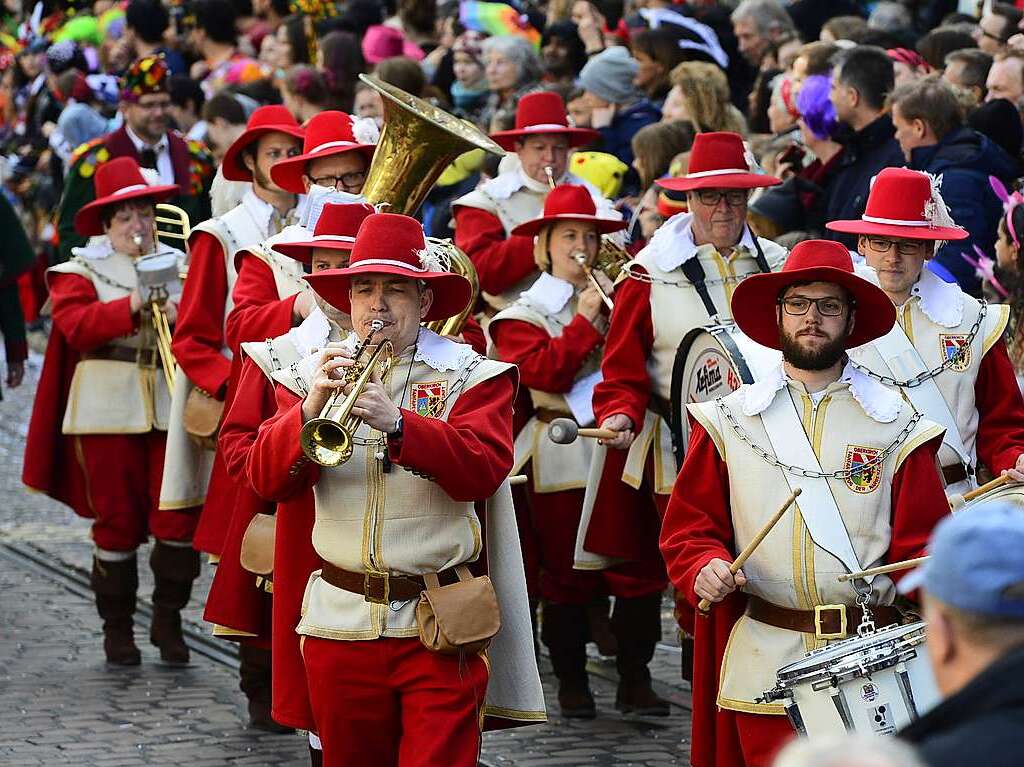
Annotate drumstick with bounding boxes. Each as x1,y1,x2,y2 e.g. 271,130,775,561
547,418,618,444
508,474,529,486
836,556,929,582
698,487,802,613
949,474,1014,511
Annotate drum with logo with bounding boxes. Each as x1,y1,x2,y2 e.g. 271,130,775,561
950,479,1024,513
761,622,939,739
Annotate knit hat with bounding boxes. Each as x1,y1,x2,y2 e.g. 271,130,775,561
578,46,642,105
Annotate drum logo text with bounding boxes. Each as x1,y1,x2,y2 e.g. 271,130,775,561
844,445,882,494
939,334,971,372
411,381,447,418
692,353,740,400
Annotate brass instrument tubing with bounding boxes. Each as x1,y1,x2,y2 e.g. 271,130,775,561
574,251,614,311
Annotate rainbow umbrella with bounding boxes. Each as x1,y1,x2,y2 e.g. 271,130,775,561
459,1,540,48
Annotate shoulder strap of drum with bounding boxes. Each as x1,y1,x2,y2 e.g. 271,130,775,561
668,327,705,471
750,230,771,274
681,258,718,318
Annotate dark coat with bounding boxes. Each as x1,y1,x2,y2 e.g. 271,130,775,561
595,98,661,169
909,126,1019,296
900,645,1024,767
824,113,905,250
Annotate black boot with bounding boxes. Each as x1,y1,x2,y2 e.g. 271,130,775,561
542,602,596,719
149,541,200,666
586,595,618,657
309,743,323,766
612,593,670,717
91,555,141,666
239,643,293,734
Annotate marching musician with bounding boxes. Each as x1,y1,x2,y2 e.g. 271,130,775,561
580,132,786,678
56,55,214,262
204,203,373,744
23,157,199,667
247,212,543,766
488,185,665,717
827,167,1024,493
452,91,603,311
660,240,950,767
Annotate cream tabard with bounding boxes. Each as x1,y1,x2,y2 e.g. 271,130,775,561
50,239,186,435
688,365,943,714
271,330,514,641
849,267,1009,474
491,273,602,493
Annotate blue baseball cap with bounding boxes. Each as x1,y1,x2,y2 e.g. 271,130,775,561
899,502,1024,618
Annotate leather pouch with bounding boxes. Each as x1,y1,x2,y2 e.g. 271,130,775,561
240,513,276,576
416,565,501,655
183,387,224,450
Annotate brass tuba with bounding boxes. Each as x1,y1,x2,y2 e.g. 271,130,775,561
357,75,504,333
300,321,395,467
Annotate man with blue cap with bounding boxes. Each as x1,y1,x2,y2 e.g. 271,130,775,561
898,502,1024,766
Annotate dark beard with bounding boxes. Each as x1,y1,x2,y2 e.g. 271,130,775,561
779,327,849,371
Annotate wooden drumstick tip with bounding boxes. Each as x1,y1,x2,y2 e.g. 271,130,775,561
508,474,528,486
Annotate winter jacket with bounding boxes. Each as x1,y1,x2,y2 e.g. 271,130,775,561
909,126,1019,296
595,98,661,168
900,645,1024,767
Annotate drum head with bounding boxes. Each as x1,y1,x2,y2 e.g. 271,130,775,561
960,481,1024,512
776,622,926,685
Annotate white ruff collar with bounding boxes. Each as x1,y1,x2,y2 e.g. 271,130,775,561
647,212,757,273
414,328,477,372
909,266,964,328
72,235,115,260
520,272,574,315
740,360,902,423
482,156,600,201
286,305,332,357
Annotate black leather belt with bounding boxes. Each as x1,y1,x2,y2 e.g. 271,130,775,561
82,345,158,366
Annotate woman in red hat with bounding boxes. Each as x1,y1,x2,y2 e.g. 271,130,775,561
829,166,1024,497
661,239,950,767
204,203,373,739
453,91,603,313
247,212,544,766
489,185,669,717
24,156,201,669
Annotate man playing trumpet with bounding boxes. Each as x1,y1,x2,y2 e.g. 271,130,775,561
247,212,543,766
24,157,199,668
660,240,950,767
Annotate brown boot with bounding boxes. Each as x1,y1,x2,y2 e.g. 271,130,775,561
239,643,294,734
542,602,596,719
149,541,200,666
91,555,141,666
586,596,618,657
612,594,670,717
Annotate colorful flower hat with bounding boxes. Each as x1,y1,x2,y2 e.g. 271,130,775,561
120,54,169,103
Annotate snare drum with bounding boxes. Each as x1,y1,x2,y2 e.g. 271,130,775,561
762,622,939,739
950,479,1024,513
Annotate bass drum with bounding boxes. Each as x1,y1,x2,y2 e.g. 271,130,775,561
670,323,768,467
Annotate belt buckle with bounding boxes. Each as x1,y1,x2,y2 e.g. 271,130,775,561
364,570,390,605
814,604,848,640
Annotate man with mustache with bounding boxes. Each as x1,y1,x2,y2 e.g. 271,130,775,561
660,239,950,767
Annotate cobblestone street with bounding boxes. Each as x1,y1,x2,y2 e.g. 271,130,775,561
1,351,693,765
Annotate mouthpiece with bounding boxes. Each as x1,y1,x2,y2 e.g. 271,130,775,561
573,251,587,266
370,319,385,333
544,165,555,189
132,233,144,247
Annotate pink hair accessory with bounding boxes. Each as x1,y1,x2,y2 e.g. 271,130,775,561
963,244,1010,299
990,175,1024,250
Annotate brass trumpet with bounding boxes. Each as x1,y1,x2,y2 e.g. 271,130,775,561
155,203,192,277
574,238,628,311
300,320,395,467
133,237,179,391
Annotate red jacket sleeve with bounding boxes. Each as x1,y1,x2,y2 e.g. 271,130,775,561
172,231,231,398
387,370,516,501
659,422,735,607
248,386,321,502
225,253,299,353
49,272,138,352
974,339,1024,474
453,205,536,297
490,314,603,393
593,270,654,429
460,315,487,356
218,355,278,482
887,434,949,579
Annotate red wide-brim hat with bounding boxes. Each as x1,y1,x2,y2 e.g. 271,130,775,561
222,105,305,182
510,183,625,237
304,212,472,322
270,111,376,194
74,156,179,237
489,91,599,151
657,131,781,192
731,239,896,351
827,166,968,242
272,202,375,263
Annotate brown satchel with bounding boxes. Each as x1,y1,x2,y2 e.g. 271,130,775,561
416,565,501,655
240,513,276,575
183,387,224,450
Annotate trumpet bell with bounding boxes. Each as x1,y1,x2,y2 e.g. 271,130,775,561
301,418,354,468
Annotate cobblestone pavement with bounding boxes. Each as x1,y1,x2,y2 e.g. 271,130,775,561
1,351,693,765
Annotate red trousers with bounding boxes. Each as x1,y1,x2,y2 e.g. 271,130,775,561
75,431,197,551
734,711,796,767
302,636,488,767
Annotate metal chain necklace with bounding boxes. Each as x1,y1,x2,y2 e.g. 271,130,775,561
849,302,986,388
716,399,923,480
72,256,134,292
624,263,754,289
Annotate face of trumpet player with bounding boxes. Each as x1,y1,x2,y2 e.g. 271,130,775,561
104,200,156,257
302,152,369,195
545,221,612,325
515,134,570,187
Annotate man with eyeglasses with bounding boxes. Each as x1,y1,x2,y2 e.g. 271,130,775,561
975,3,1021,57
56,55,215,262
829,167,1024,497
577,131,786,684
660,239,949,767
